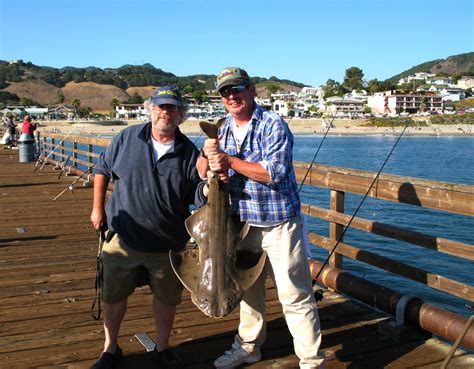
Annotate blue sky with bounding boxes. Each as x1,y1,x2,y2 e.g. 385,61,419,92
0,0,472,87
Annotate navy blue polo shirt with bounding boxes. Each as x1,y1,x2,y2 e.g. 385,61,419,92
95,122,206,252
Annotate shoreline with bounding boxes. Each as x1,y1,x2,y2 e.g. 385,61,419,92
34,118,474,137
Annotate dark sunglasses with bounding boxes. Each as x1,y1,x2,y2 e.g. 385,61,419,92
219,85,247,98
155,104,180,112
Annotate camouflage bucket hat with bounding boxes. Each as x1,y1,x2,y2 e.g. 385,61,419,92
216,67,251,91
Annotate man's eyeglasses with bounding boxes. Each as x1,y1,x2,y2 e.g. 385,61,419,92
219,85,247,98
154,104,180,112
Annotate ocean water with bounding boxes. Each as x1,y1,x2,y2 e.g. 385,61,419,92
51,134,473,316
293,135,474,317
195,135,474,317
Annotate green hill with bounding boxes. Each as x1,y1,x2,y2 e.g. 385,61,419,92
386,52,474,83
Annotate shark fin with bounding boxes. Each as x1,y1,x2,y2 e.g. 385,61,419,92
185,205,209,245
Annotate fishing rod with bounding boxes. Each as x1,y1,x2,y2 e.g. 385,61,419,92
33,124,86,173
294,93,413,296
52,164,96,201
57,155,71,179
310,118,412,285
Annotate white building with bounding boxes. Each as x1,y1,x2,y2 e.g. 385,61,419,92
115,104,147,120
270,90,298,101
439,88,466,102
398,72,435,85
324,96,366,116
272,99,304,117
299,86,324,99
367,91,443,114
457,76,474,89
427,77,454,86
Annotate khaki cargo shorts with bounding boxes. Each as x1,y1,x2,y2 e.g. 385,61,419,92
101,232,182,305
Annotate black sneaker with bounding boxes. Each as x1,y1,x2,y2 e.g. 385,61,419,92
90,346,123,369
154,347,180,369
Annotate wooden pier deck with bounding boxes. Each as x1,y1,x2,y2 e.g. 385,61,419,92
0,148,473,369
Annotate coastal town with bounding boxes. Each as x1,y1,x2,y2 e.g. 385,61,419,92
1,72,474,127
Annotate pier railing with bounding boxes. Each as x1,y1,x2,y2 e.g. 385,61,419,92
36,131,474,347
294,162,473,301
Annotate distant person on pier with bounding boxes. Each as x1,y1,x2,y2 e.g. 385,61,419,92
197,67,325,369
21,115,38,140
2,114,17,147
90,86,207,369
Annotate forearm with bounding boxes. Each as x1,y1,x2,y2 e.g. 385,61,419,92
228,155,270,183
92,174,109,211
196,154,209,179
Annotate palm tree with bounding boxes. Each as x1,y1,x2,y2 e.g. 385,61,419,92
56,92,65,105
71,98,81,117
110,97,119,109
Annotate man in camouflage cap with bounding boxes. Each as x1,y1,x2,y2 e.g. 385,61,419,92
198,68,325,368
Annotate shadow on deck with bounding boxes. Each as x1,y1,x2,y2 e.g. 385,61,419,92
0,148,472,368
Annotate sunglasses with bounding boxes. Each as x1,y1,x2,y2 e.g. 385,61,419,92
155,104,180,112
219,85,247,98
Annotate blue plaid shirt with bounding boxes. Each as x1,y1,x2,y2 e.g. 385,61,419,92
218,104,301,223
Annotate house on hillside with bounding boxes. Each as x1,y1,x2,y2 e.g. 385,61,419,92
457,76,474,89
397,72,435,85
271,90,298,101
427,77,454,86
299,86,324,99
439,88,466,102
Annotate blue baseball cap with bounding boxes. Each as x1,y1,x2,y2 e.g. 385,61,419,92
151,86,184,107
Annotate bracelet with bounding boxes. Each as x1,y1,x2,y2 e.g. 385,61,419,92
200,148,208,159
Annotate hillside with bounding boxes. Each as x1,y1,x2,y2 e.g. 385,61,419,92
61,82,130,111
1,53,472,112
386,52,474,83
0,60,306,110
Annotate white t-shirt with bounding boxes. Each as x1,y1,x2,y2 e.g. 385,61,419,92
232,119,252,152
151,137,174,161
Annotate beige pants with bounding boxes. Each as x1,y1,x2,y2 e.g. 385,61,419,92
236,217,325,368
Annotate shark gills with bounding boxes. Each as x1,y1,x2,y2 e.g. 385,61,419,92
170,120,266,318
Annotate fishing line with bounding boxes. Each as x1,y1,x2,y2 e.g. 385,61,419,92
33,124,86,173
312,118,412,282
297,96,345,193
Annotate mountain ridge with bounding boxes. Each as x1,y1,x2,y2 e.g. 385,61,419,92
1,52,472,112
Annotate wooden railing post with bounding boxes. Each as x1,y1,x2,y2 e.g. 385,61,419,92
36,131,41,157
51,138,55,160
73,140,78,168
329,189,345,269
88,144,93,166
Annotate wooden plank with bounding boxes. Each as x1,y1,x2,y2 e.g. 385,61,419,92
309,233,474,302
1,146,473,368
294,163,474,216
43,142,101,159
301,203,474,260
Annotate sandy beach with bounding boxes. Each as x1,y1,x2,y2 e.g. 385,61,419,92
35,118,474,137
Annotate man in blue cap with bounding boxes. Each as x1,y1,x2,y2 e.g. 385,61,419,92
90,86,207,369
